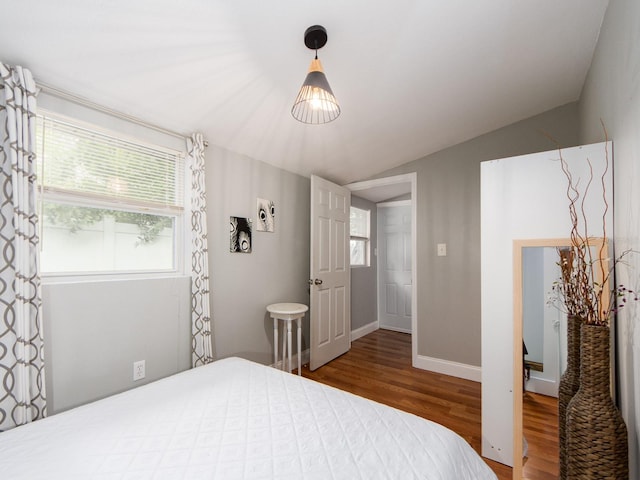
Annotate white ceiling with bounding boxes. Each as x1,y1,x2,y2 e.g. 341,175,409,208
1,1,608,186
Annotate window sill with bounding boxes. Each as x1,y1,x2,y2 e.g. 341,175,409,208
42,271,189,285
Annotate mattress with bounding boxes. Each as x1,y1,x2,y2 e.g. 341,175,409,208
0,357,497,479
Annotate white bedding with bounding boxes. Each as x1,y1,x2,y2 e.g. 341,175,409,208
0,357,497,479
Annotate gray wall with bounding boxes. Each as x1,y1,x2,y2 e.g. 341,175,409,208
206,145,311,364
350,195,378,332
522,247,544,364
43,277,191,413
373,102,580,366
38,93,193,414
38,98,581,418
578,0,640,475
41,139,311,415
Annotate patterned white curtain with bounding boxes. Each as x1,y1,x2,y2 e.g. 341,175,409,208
187,132,215,367
0,63,46,431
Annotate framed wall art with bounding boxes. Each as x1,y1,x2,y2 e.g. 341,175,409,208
256,198,275,232
230,216,252,253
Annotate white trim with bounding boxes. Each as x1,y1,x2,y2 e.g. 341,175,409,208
351,322,378,341
345,173,415,192
42,272,188,285
414,354,481,382
377,200,411,208
37,83,188,141
379,325,411,334
524,376,558,397
43,187,185,214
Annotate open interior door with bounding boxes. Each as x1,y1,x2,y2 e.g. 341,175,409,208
309,175,351,370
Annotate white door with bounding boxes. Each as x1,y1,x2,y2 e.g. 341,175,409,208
377,202,412,333
310,175,351,370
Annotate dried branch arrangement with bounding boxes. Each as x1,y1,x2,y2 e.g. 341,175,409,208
553,135,635,326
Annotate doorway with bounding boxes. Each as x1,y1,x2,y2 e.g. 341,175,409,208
345,173,417,365
377,201,412,333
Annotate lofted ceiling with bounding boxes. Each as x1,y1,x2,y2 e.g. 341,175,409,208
0,1,608,185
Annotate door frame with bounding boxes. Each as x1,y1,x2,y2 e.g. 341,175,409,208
344,173,417,367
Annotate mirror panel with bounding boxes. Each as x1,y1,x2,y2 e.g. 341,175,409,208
522,246,565,395
513,237,609,479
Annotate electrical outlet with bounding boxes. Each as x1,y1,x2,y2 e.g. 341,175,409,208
133,360,145,381
437,243,447,256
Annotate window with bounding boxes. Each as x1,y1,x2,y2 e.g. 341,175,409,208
350,206,370,267
35,113,185,275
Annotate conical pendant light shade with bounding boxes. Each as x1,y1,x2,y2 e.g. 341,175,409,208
292,58,340,124
291,25,340,124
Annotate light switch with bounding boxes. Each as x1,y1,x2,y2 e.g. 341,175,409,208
437,243,447,256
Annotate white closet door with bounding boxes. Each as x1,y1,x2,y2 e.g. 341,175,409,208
378,203,412,333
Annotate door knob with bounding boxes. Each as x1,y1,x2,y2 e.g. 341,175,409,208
314,278,323,285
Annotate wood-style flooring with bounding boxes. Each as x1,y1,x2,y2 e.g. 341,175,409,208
300,329,558,480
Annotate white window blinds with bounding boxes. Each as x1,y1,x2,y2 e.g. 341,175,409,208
36,115,184,211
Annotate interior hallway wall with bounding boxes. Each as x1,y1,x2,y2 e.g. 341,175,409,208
350,195,378,333
372,102,580,369
578,0,640,475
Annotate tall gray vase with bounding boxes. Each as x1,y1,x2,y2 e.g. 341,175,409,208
558,315,581,480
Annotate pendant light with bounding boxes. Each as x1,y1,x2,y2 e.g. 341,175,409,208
291,25,340,124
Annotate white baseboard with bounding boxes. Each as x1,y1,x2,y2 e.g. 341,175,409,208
525,376,558,397
276,329,479,384
271,348,310,371
379,325,412,334
351,321,378,341
414,354,481,382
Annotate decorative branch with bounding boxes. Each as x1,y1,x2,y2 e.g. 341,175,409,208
554,134,636,326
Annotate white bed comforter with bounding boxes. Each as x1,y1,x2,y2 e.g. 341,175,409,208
0,357,497,479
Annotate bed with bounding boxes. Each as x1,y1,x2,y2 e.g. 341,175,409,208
0,357,497,479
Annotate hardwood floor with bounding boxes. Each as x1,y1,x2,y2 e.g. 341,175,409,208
300,329,558,480
521,391,559,479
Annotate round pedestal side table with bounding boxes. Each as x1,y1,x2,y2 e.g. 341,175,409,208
266,303,308,375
